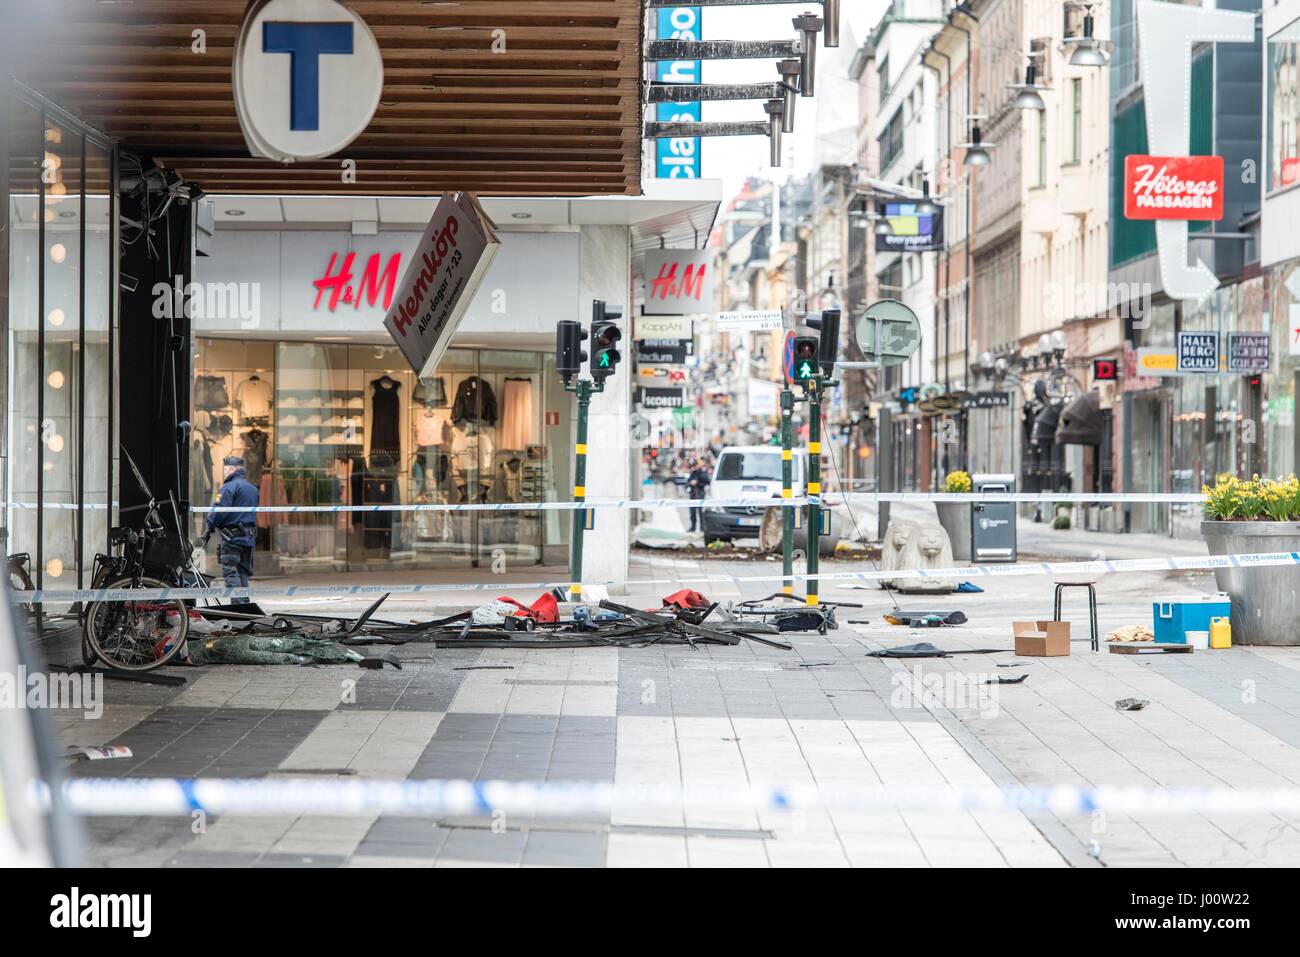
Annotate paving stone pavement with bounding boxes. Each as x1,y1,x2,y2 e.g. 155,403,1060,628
38,560,1300,867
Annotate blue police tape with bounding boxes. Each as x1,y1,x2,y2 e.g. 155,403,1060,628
35,776,1300,817
5,492,1210,513
11,551,1299,605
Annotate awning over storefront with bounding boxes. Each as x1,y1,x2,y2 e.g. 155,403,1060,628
1055,390,1104,446
8,0,643,196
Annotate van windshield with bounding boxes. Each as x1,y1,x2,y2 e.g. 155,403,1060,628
716,451,783,482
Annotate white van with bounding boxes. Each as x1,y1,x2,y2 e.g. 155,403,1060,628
701,445,807,541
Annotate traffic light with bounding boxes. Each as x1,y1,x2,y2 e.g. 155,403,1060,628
792,336,819,382
806,307,841,375
590,299,623,381
556,319,587,382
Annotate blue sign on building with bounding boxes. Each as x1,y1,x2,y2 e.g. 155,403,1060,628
655,7,702,179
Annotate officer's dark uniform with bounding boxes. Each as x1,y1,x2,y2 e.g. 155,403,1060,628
205,456,259,602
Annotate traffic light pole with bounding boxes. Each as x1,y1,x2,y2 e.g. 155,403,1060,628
804,376,823,607
566,377,603,601
780,387,794,596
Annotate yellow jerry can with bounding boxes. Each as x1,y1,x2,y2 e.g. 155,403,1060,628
1209,616,1232,649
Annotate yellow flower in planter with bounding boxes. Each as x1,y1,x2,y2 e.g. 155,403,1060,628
943,470,972,494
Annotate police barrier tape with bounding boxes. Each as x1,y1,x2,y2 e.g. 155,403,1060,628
11,551,1299,605
32,776,1300,818
3,492,1211,513
195,491,1209,512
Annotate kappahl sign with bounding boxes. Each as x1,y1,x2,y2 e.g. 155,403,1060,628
233,0,383,163
1124,156,1224,221
1133,1,1254,300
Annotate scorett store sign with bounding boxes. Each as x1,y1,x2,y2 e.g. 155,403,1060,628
233,0,384,163
1131,0,1254,301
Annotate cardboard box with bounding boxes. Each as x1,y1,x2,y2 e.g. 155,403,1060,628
1013,620,1071,657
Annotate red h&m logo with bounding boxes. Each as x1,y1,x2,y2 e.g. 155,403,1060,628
313,251,402,311
649,260,708,302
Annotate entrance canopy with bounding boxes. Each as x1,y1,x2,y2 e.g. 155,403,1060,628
7,0,643,196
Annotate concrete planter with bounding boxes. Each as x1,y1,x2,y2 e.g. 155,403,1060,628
935,501,972,562
1201,520,1300,646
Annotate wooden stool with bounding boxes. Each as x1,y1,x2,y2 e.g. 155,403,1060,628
1053,581,1099,652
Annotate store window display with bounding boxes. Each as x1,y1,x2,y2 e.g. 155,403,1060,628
191,339,564,573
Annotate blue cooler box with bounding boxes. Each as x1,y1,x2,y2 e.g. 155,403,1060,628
1153,595,1231,644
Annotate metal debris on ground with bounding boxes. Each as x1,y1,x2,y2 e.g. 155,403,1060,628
1115,698,1150,711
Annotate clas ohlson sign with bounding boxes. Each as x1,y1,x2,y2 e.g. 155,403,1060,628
233,0,384,163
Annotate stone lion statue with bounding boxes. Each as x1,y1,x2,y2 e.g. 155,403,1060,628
889,520,956,593
880,519,919,577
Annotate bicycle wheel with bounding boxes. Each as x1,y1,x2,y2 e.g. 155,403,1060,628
84,576,189,672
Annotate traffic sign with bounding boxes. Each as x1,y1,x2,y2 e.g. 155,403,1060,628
855,299,922,368
782,330,797,383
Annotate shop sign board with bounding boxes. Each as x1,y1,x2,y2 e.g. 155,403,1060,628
636,338,693,364
312,250,401,311
874,202,944,253
717,310,784,333
747,378,779,417
654,7,702,179
1123,155,1225,221
233,0,384,163
635,315,694,341
643,249,713,315
961,390,1008,408
1133,1,1254,300
1176,331,1220,373
638,386,686,409
1227,332,1270,373
383,192,500,379
1133,345,1181,378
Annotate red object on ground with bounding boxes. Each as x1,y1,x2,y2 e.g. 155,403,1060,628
495,593,560,624
528,592,559,623
662,589,709,610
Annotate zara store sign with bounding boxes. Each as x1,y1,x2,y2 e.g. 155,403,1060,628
233,0,384,163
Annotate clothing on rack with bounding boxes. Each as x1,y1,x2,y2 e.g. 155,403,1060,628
451,375,498,426
192,431,214,504
241,428,271,483
494,457,524,503
369,376,402,455
413,377,448,408
498,377,534,450
235,375,273,422
209,413,233,440
412,445,451,495
195,374,230,411
414,408,452,447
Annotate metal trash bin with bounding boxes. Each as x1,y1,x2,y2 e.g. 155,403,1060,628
971,473,1017,563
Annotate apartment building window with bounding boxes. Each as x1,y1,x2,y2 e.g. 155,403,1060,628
878,106,904,170
877,56,889,107
1070,78,1083,165
1036,111,1047,187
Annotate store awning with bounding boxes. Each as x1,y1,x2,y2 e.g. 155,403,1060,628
1055,390,1104,446
8,0,643,196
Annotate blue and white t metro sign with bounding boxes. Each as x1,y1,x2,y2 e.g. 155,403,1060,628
233,0,384,163
655,7,702,179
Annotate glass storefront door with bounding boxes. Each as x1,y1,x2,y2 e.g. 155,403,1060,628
5,88,117,591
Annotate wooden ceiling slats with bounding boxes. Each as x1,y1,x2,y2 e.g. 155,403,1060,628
17,0,643,195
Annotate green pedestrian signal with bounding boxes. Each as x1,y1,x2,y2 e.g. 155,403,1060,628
792,336,819,382
599,353,610,367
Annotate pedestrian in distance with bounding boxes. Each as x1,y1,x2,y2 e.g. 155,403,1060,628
687,457,711,532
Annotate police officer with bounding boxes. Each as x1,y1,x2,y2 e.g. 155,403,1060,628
201,455,259,603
